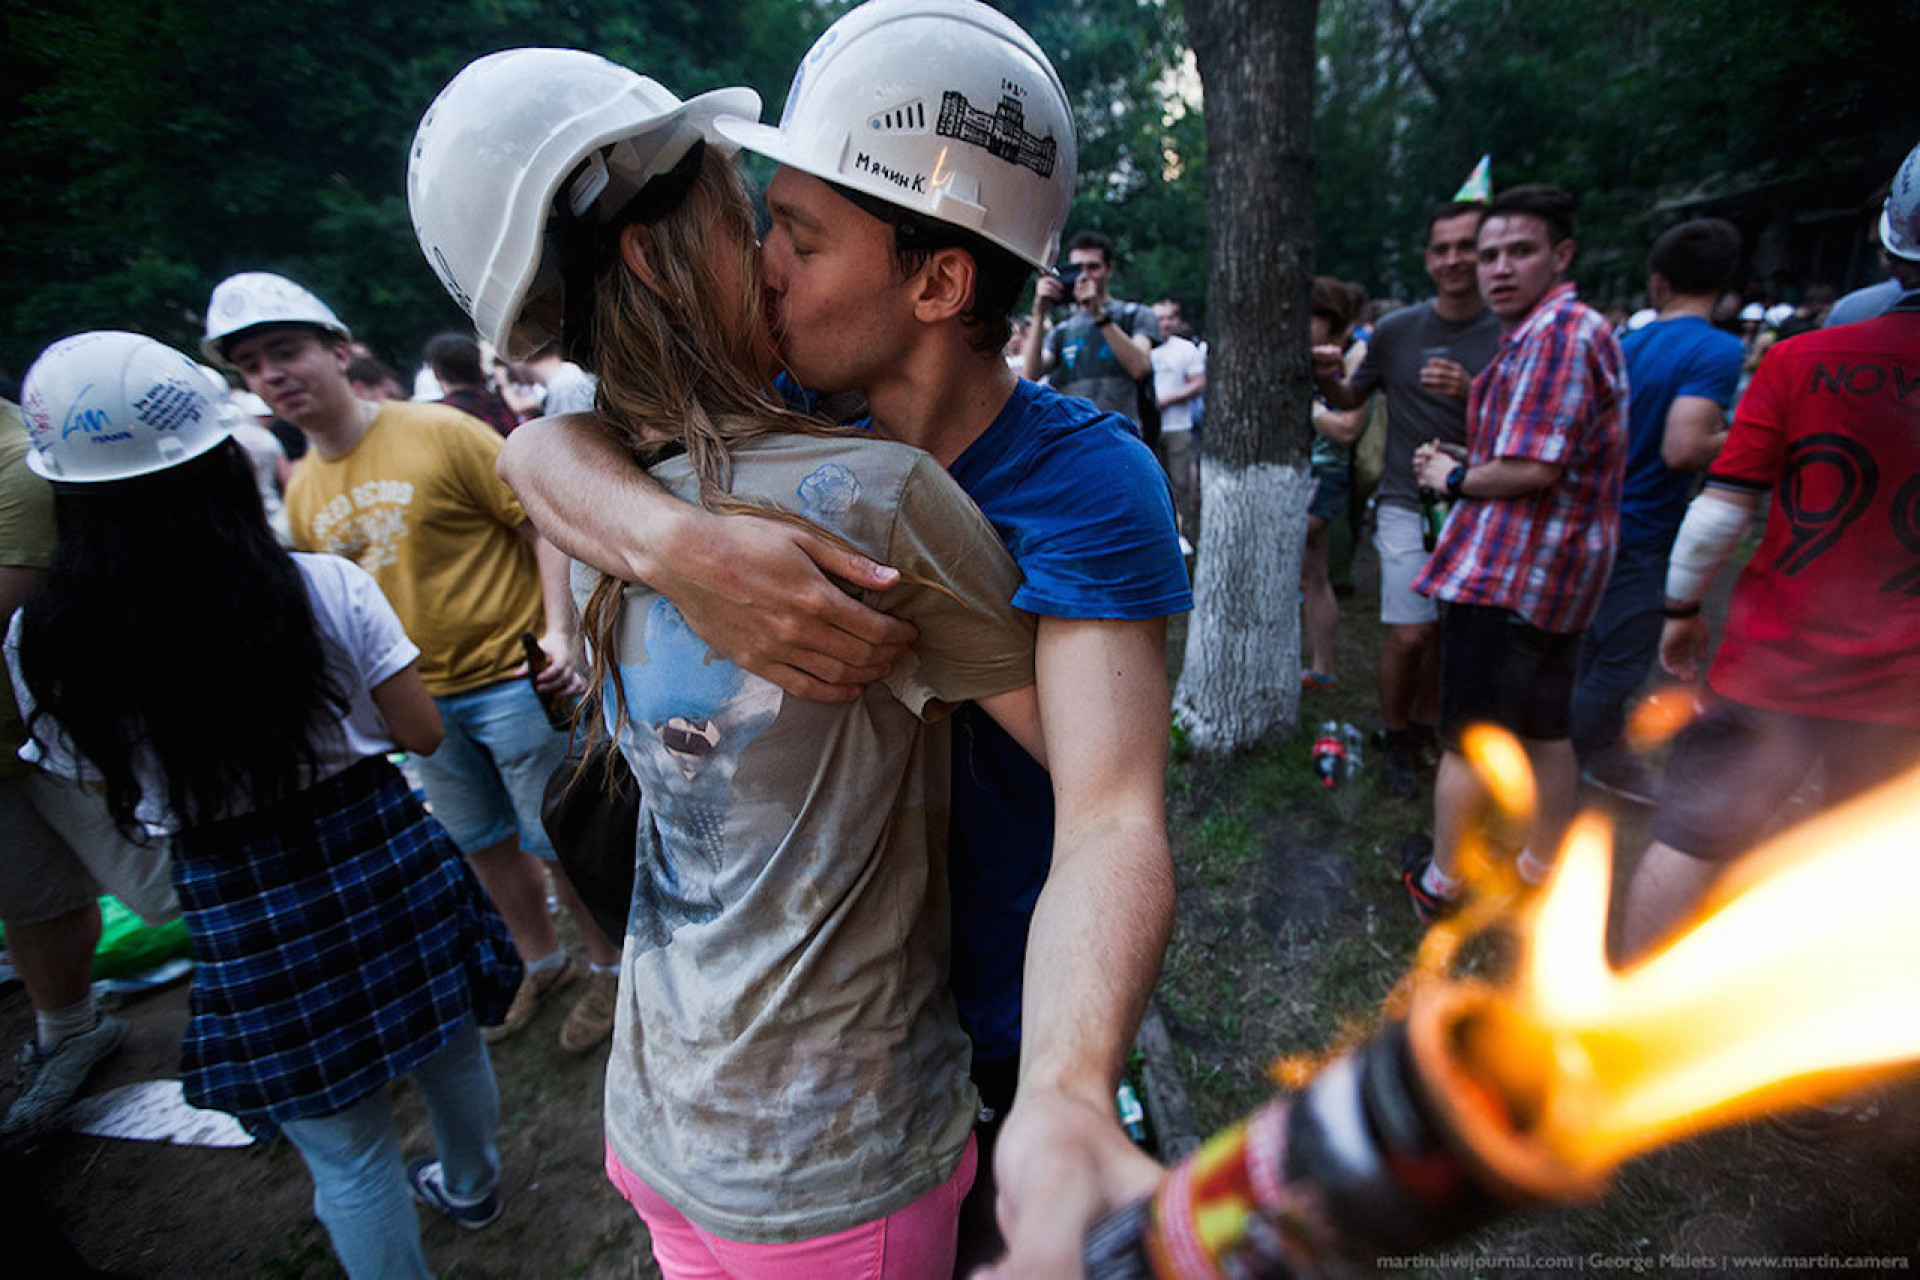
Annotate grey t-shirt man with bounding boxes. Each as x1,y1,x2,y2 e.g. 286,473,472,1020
1042,301,1162,431
1351,300,1502,511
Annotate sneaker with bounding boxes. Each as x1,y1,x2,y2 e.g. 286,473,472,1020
558,969,619,1054
483,955,578,1044
407,1157,502,1230
3,1014,128,1135
1382,731,1419,801
1396,832,1456,925
1300,669,1339,692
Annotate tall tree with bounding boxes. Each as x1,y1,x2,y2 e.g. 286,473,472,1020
1176,0,1321,753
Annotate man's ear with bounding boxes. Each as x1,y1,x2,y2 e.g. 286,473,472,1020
913,246,976,323
620,224,662,294
1552,236,1577,277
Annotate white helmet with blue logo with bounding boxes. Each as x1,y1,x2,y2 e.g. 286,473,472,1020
21,331,230,483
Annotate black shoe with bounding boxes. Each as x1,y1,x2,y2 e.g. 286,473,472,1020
1382,731,1419,800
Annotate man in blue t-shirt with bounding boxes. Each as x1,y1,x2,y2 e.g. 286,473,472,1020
498,5,1190,1273
1571,218,1744,799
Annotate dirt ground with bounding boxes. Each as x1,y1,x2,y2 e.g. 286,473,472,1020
0,916,656,1280
8,531,1919,1277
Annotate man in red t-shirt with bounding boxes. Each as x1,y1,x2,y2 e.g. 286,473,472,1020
1620,142,1920,960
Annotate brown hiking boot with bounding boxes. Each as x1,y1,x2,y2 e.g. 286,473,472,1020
484,955,578,1043
559,969,620,1054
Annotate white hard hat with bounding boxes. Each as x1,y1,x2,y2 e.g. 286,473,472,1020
201,271,352,366
1738,302,1765,323
22,332,230,483
1766,302,1796,328
408,48,759,360
1879,140,1920,262
712,0,1077,270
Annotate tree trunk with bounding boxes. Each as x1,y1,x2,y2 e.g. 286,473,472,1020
1176,0,1323,754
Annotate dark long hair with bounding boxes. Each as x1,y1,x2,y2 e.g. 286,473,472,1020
16,438,347,836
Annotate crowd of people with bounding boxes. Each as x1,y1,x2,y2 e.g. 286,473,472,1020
1,0,1916,1276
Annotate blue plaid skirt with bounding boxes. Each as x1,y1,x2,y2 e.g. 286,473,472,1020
172,756,522,1135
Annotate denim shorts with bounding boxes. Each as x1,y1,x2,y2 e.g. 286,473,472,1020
410,677,567,859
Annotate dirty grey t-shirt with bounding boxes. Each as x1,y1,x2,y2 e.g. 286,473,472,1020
578,432,1035,1243
1352,300,1502,511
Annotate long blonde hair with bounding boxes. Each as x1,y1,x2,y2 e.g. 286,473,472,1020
577,147,854,746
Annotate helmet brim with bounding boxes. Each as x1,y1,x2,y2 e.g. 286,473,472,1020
494,85,761,360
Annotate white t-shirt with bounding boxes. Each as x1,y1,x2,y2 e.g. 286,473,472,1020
1151,334,1206,434
8,553,418,832
542,362,598,416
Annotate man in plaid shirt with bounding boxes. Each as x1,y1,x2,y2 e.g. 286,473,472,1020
1403,183,1627,922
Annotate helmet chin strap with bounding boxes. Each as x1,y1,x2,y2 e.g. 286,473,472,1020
551,140,708,367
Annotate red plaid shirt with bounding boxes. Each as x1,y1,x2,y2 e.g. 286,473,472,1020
1414,283,1627,633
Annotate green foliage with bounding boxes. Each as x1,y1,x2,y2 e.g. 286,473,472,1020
1313,0,1920,303
0,0,839,377
1014,0,1211,318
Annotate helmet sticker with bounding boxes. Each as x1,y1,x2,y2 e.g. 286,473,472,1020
934,89,1057,179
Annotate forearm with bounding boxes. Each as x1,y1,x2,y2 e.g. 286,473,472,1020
1664,485,1757,608
531,536,581,651
1103,325,1154,382
1417,452,1561,499
1018,812,1174,1099
1316,372,1366,411
1158,374,1205,410
1313,402,1368,448
498,412,686,583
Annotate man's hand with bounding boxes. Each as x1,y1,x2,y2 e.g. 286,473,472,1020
1413,440,1461,490
1034,273,1069,308
655,508,917,701
531,629,586,700
1419,356,1472,403
1309,342,1347,385
973,1085,1163,1280
1659,614,1712,681
499,413,916,701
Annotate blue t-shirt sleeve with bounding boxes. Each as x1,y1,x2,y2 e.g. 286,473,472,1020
1678,332,1743,406
998,422,1192,620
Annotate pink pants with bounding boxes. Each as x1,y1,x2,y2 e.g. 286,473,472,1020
605,1136,978,1280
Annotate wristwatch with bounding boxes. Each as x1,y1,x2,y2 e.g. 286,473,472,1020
1445,463,1467,499
1097,311,1119,329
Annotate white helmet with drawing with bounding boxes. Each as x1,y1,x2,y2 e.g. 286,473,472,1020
201,272,352,367
712,0,1077,270
407,47,759,360
22,332,231,483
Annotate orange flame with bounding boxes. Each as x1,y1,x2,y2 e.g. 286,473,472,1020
1476,750,1920,1178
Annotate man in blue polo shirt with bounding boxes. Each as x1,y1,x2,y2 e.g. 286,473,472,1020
498,3,1190,1274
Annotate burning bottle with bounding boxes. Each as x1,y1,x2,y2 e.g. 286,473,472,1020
1087,747,1920,1278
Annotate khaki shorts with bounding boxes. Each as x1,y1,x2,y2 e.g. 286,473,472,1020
0,769,177,926
1375,504,1440,626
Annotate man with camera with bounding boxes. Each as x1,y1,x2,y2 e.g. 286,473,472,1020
1023,229,1162,439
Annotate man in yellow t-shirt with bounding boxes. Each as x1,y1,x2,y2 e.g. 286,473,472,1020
203,273,622,1052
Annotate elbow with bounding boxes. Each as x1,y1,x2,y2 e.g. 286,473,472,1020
402,725,444,757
